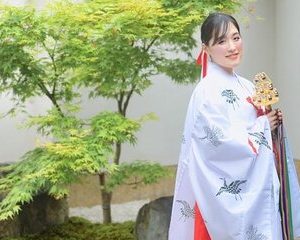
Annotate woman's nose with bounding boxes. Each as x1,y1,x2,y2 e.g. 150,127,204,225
227,40,236,52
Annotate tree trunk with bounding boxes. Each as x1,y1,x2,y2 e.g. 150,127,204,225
114,142,121,165
98,98,127,223
101,188,112,224
99,173,112,223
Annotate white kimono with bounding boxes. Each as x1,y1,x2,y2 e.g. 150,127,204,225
169,62,300,240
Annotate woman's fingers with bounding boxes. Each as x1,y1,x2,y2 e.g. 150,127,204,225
267,110,277,120
266,109,281,130
277,109,283,123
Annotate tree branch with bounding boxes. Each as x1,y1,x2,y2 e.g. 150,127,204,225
41,40,59,96
36,80,64,116
122,85,135,117
144,36,159,52
113,142,121,165
117,37,158,116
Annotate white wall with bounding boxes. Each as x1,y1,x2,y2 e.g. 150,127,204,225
275,0,300,159
1,0,299,165
0,0,27,5
236,0,275,79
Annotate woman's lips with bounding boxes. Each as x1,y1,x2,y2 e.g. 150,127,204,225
226,53,239,59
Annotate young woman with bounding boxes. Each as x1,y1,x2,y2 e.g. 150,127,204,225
168,12,300,240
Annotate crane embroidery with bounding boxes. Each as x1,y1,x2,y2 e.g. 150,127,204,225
216,178,247,200
199,125,223,147
221,89,240,110
245,225,267,240
176,200,195,221
248,132,271,150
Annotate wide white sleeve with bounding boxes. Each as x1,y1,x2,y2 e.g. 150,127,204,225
191,91,272,164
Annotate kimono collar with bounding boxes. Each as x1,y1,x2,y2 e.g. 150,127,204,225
206,61,237,82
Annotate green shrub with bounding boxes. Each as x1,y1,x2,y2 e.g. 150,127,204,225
2,217,136,240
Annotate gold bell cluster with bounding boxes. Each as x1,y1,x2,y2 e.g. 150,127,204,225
252,72,279,107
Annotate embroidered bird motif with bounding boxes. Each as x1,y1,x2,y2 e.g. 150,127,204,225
245,225,267,240
248,132,271,150
221,89,240,110
176,200,195,221
216,178,247,200
199,125,223,147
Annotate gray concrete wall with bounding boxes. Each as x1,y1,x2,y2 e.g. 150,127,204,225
0,0,27,5
236,0,275,79
275,0,300,159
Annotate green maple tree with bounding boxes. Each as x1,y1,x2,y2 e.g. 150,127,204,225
0,0,243,223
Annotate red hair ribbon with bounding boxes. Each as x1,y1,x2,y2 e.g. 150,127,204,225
196,50,208,78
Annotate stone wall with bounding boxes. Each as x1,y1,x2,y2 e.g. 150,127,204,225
67,162,300,207
68,165,177,207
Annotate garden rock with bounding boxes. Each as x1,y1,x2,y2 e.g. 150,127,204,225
135,196,173,240
0,193,68,238
0,164,68,238
0,213,21,238
19,193,69,235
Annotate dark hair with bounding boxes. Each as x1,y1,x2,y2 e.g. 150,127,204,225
201,12,240,46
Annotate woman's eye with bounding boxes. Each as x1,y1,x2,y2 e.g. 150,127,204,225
234,36,240,41
218,40,225,44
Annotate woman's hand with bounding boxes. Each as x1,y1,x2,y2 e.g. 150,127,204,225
266,108,283,131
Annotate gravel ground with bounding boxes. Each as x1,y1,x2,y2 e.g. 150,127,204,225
69,199,150,223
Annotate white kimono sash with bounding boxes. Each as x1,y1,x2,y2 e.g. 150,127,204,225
169,62,300,240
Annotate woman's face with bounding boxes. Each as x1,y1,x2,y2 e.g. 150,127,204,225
205,22,243,73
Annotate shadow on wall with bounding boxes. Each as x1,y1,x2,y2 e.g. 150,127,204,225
68,160,300,208
68,165,176,207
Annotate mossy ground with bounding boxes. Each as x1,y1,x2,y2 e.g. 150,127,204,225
2,217,136,240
